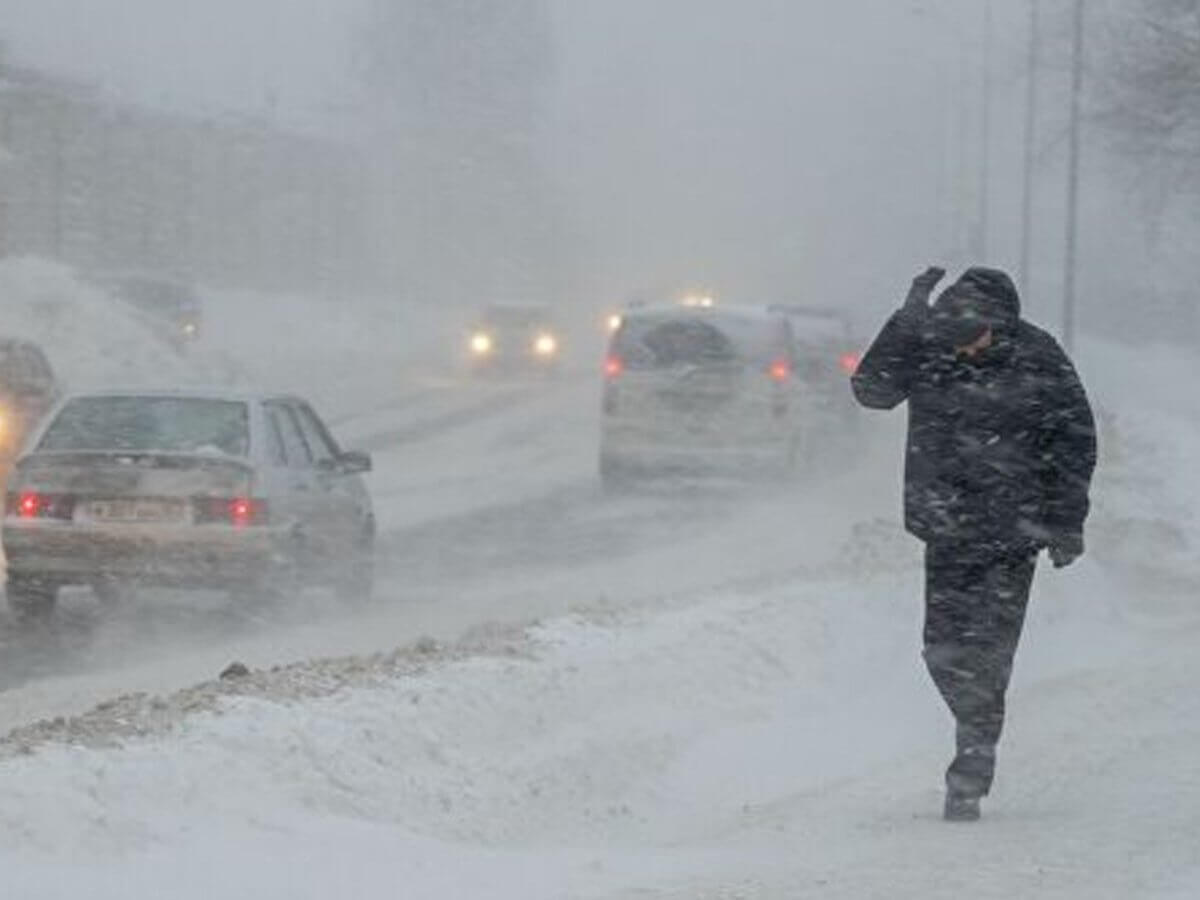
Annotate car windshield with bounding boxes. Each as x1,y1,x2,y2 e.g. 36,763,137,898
0,344,28,378
482,306,549,330
110,279,199,319
38,397,250,457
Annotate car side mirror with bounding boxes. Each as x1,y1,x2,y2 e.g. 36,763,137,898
338,449,372,475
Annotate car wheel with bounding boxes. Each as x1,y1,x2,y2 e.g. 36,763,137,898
230,537,301,609
7,575,58,622
93,578,135,607
334,531,376,604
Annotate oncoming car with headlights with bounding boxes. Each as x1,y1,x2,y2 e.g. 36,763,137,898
466,304,562,375
2,390,375,620
93,272,203,351
599,305,804,486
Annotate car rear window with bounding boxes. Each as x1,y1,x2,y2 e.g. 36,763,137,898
613,316,782,370
783,313,850,343
39,397,250,457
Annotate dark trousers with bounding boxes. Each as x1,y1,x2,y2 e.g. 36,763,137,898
923,540,1037,798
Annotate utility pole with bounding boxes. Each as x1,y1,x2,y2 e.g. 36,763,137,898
1063,0,1085,352
976,0,993,261
1019,0,1041,295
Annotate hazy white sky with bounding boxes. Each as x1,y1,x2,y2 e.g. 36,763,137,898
0,0,359,121
0,1,1072,313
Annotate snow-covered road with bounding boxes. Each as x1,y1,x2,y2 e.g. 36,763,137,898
0,267,1197,897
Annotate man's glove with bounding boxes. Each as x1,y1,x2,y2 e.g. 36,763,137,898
1048,533,1085,569
904,266,947,311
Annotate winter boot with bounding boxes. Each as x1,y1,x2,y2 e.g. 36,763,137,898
944,790,981,822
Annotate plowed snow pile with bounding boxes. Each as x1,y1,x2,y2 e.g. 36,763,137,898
0,553,1195,899
0,258,205,389
0,256,452,410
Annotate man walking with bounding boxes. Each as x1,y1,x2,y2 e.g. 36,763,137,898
852,266,1097,821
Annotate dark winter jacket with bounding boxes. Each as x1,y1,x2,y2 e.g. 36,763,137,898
852,268,1097,546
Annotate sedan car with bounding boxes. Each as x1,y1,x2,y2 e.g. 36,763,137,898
466,303,562,375
3,390,375,619
599,305,804,486
92,272,203,351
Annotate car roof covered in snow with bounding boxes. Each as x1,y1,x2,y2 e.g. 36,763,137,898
612,304,792,361
618,304,789,333
768,305,854,341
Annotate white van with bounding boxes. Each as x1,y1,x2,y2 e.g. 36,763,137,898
599,306,804,486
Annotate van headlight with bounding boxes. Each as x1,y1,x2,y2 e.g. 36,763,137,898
470,333,494,355
534,334,558,357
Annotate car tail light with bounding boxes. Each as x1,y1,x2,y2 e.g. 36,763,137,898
839,352,861,375
769,359,791,382
604,355,624,379
7,491,75,521
194,497,270,527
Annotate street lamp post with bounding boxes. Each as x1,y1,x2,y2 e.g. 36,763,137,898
1063,0,1085,351
1019,0,1041,295
975,0,994,261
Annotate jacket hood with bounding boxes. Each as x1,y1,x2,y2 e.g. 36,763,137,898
955,267,1021,321
932,267,1022,348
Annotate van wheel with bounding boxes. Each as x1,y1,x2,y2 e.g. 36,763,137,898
7,575,58,622
770,434,802,481
600,452,636,493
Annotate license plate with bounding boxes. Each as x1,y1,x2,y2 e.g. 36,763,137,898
86,499,187,523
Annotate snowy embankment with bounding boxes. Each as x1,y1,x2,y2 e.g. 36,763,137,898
0,259,205,389
0,540,1195,898
0,256,457,412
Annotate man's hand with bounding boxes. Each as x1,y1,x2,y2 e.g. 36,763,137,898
1049,533,1085,569
904,266,947,310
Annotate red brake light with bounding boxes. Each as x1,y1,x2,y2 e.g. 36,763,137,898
230,498,255,528
194,497,269,527
769,359,791,382
839,352,861,375
18,492,41,519
604,355,624,379
7,491,75,521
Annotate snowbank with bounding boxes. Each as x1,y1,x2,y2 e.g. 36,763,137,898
0,256,463,420
0,258,204,390
0,556,1194,899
